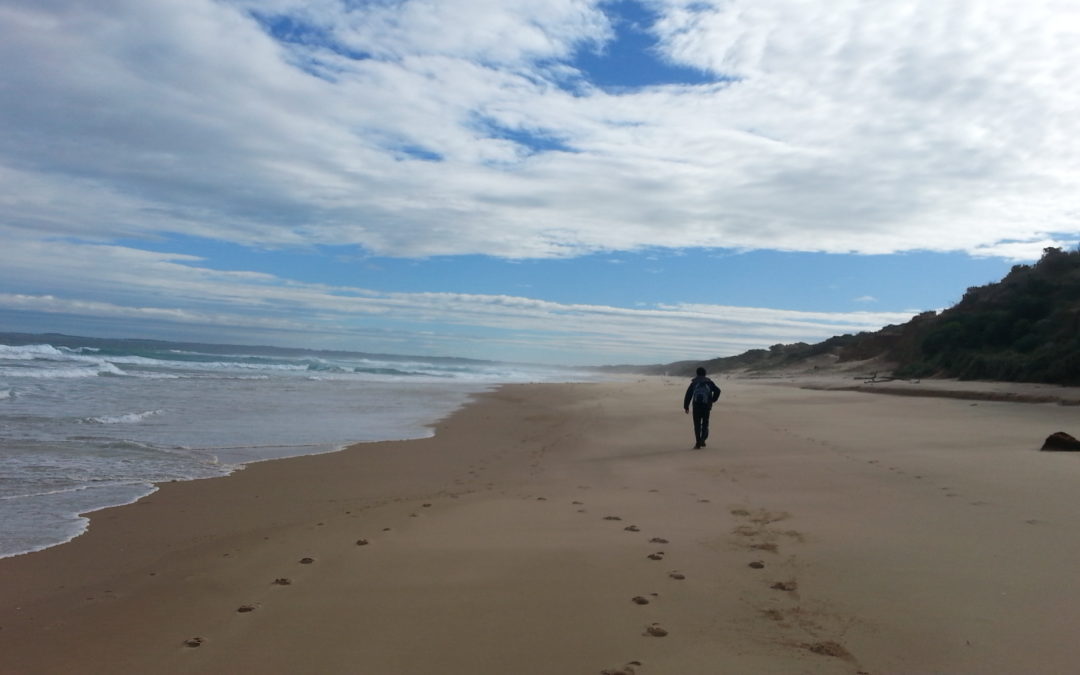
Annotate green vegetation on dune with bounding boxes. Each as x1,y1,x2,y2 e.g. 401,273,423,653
895,247,1080,383
657,247,1080,385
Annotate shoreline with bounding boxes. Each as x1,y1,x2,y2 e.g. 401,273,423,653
5,377,1080,673
0,384,492,561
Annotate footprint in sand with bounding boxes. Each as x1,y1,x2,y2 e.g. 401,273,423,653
771,581,797,592
272,578,292,585
803,640,852,659
299,557,315,564
668,571,686,580
604,515,623,521
644,623,669,637
600,661,642,675
184,637,205,648
649,537,669,544
647,552,665,560
631,596,650,605
749,561,765,569
762,608,784,622
236,605,256,613
624,525,641,532
356,538,370,546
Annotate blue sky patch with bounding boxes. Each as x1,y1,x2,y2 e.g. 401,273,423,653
394,145,444,162
572,0,716,90
249,12,373,60
472,115,576,155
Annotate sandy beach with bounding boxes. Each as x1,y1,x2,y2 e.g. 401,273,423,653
4,376,1080,674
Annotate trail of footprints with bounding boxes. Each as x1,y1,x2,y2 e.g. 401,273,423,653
728,506,871,673
177,491,866,674
180,502,424,652
589,489,691,675
590,491,866,674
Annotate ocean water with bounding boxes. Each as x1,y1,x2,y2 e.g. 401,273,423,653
0,335,592,558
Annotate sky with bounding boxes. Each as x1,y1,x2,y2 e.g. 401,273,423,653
1,0,1078,365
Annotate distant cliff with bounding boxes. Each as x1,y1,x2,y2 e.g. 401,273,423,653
653,247,1080,385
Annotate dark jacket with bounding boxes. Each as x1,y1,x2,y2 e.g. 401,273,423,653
684,375,721,410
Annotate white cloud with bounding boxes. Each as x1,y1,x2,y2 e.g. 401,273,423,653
0,238,912,364
970,239,1078,262
1,0,1077,260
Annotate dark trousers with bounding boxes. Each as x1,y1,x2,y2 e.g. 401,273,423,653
692,403,712,445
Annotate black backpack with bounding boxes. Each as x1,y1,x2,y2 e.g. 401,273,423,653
692,379,714,406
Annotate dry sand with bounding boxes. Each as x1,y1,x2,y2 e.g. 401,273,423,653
3,377,1080,674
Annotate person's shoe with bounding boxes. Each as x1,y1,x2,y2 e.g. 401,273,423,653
693,443,702,449
700,441,707,448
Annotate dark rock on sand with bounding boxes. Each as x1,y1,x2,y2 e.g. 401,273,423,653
1041,431,1080,451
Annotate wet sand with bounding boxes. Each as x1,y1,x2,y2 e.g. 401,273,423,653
3,377,1080,674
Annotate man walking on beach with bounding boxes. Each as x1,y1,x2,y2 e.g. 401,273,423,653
684,367,721,449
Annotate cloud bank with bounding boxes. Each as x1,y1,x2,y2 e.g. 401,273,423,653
2,0,1077,259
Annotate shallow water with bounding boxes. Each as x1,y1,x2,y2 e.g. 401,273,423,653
0,337,590,557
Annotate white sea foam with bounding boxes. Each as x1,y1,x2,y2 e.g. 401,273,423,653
0,344,68,359
0,363,125,378
84,409,163,424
